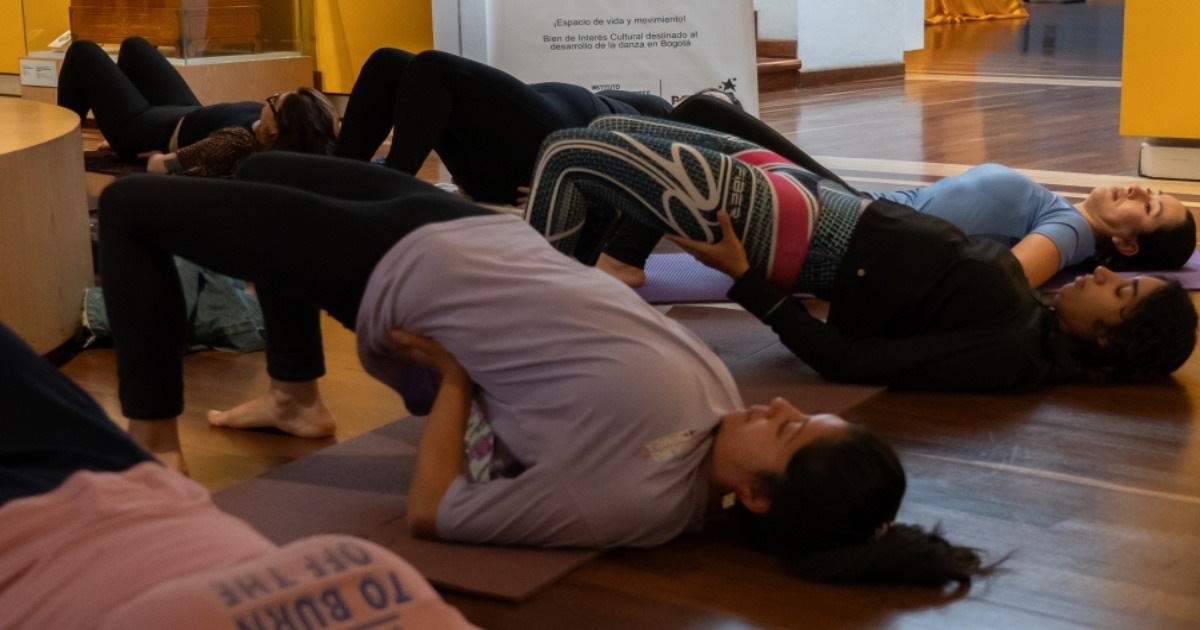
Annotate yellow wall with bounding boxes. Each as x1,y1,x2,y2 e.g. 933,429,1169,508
313,0,433,93
0,0,24,74
1,0,70,74
1120,2,1200,139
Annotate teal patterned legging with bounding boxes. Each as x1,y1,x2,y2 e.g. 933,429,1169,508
525,115,826,290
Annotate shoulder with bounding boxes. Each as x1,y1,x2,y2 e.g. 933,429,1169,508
950,164,1045,197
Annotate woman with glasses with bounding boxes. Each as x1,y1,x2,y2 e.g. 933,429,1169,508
57,37,339,177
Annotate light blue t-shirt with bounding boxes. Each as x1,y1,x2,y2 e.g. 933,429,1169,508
871,164,1094,268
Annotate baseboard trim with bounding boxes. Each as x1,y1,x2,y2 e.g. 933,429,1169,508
756,39,797,59
799,62,905,88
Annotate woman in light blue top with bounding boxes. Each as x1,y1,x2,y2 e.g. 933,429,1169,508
871,163,1193,287
596,95,1196,289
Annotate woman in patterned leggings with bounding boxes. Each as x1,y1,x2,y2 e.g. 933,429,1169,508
524,115,1197,393
590,95,1196,288
525,115,865,297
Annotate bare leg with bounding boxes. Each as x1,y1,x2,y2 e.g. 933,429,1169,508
596,253,647,288
127,418,188,475
207,378,336,438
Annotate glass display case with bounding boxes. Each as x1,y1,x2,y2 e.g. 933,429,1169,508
22,0,311,63
20,0,315,107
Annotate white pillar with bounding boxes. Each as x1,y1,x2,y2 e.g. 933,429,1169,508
795,0,913,71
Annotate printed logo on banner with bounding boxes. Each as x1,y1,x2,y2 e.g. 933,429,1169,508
668,77,739,107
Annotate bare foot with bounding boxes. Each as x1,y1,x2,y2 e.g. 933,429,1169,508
207,378,336,438
596,253,647,288
128,418,189,475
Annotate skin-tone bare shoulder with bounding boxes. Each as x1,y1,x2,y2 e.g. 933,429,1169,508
1009,233,1062,287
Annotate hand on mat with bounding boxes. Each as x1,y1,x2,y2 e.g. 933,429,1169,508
665,210,751,280
387,328,469,382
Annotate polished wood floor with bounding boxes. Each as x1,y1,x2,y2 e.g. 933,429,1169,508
59,2,1200,628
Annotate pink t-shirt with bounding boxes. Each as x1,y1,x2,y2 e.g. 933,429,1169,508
0,463,477,630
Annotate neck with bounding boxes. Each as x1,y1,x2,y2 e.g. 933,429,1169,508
704,428,745,513
1072,199,1102,233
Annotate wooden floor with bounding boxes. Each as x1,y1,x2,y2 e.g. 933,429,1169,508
59,2,1200,628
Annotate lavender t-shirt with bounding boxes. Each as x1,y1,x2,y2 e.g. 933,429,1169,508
356,214,743,548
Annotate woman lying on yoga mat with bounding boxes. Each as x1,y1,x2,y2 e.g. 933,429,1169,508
525,115,1197,392
333,48,743,205
98,152,995,587
594,94,1196,288
332,48,672,205
58,37,338,176
0,322,477,630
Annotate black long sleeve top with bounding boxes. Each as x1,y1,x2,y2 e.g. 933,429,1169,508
728,199,1083,392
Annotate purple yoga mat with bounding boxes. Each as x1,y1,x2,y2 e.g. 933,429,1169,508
669,305,884,412
1040,248,1200,292
633,253,815,304
213,306,882,602
213,417,601,602
84,150,147,178
636,250,1200,304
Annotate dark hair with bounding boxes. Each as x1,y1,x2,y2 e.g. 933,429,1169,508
1072,278,1198,379
265,87,338,155
737,426,997,588
1093,210,1196,271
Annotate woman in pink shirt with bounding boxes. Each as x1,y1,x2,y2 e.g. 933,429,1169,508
0,322,476,630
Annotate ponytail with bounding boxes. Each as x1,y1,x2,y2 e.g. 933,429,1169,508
783,523,997,588
739,426,1001,588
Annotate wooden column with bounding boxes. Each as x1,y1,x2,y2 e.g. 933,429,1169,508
0,99,92,354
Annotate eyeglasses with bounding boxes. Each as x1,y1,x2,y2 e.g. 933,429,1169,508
266,93,281,116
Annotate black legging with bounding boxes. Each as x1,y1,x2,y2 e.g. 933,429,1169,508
602,94,860,267
98,153,490,420
57,37,202,160
0,322,153,506
334,49,671,205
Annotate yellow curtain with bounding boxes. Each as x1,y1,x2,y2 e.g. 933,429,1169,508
925,0,1028,25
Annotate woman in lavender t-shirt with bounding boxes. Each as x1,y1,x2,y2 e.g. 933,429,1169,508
94,152,995,588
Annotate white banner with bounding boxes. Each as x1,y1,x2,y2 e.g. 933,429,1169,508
481,0,759,115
